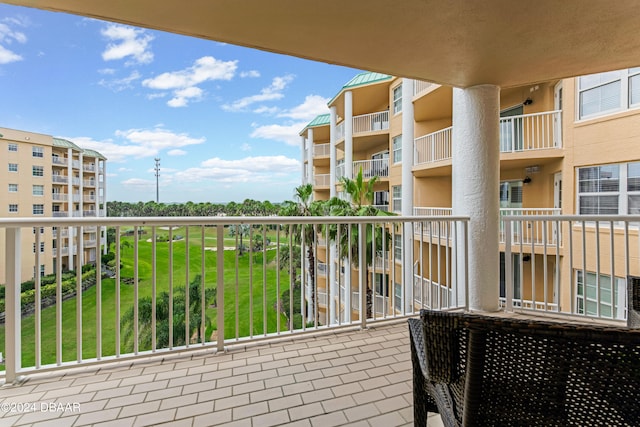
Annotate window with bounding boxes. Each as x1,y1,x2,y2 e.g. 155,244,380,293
8,183,18,192
577,162,640,214
392,185,402,213
33,185,44,196
578,68,640,119
8,163,17,172
32,146,44,158
33,242,45,253
33,227,44,234
393,84,402,114
33,204,44,215
32,166,44,177
394,234,403,261
8,143,17,152
392,135,402,164
9,204,18,213
575,271,625,319
374,273,390,296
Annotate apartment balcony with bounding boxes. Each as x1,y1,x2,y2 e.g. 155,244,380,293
51,175,68,184
413,80,437,97
72,178,81,186
83,180,96,187
1,215,635,426
72,160,80,169
413,110,563,173
83,238,97,247
51,193,68,202
51,247,69,256
313,143,330,158
335,110,389,144
83,195,96,203
82,163,96,172
51,157,68,167
52,211,68,217
313,173,330,188
352,158,389,179
82,210,97,217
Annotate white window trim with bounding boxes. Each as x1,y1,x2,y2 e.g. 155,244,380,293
392,135,402,164
576,68,640,121
576,162,640,215
392,185,402,213
393,84,402,115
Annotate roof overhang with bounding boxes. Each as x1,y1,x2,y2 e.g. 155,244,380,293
2,0,640,88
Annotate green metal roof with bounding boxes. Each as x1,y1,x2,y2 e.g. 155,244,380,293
342,71,393,89
83,148,107,160
328,71,393,106
53,137,82,151
306,114,330,128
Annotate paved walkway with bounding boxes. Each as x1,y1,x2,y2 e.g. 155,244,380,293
0,321,443,426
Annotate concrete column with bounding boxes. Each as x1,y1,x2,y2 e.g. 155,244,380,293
300,135,306,184
401,79,415,313
452,85,500,312
344,91,353,180
329,106,337,198
307,129,314,188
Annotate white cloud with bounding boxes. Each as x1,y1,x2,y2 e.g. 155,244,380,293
222,74,294,112
279,95,330,120
98,68,116,75
101,24,154,65
66,126,205,163
0,18,28,64
168,149,187,156
240,70,260,78
143,56,237,107
250,123,305,146
122,178,155,188
240,143,251,151
98,70,141,92
173,155,300,184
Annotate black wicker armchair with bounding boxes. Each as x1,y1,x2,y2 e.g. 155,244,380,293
409,310,640,426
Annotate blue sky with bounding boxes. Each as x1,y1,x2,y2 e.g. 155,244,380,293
0,4,361,203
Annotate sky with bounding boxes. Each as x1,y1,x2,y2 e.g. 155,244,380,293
0,4,362,203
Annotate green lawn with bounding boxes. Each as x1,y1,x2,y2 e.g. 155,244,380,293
0,225,296,369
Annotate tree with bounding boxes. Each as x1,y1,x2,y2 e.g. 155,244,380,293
329,168,392,318
228,223,250,255
121,275,214,351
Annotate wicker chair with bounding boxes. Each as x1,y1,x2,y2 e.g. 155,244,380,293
409,310,640,426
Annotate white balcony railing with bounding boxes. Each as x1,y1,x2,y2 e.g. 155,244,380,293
499,208,562,246
314,174,330,187
353,110,389,134
335,121,345,141
336,163,345,179
0,215,469,382
414,111,563,167
51,157,68,166
313,143,330,157
414,127,453,165
51,193,68,202
500,110,562,152
413,80,436,97
352,158,389,178
52,175,68,184
83,164,96,172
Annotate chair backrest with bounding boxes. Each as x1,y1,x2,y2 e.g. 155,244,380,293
420,310,640,426
629,276,640,328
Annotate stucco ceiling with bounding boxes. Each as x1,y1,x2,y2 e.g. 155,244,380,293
2,0,639,88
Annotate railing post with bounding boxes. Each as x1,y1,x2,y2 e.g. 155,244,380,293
217,225,225,352
358,223,367,329
505,219,513,312
5,228,21,383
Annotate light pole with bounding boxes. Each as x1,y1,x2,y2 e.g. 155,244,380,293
154,157,160,203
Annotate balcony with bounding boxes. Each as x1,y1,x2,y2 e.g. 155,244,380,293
51,193,68,202
313,143,330,158
414,110,563,168
351,158,389,179
83,163,96,172
51,157,68,167
51,175,68,184
83,180,96,187
313,173,330,188
353,110,389,135
1,214,636,425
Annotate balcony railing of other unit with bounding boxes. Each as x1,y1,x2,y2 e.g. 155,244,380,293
335,121,345,141
414,127,453,165
52,247,69,257
413,80,436,97
499,208,562,246
352,158,389,179
314,174,330,187
499,110,562,152
336,164,345,179
83,210,97,217
51,157,68,166
52,211,68,217
52,175,68,184
0,215,469,382
413,275,453,311
353,111,389,134
313,143,330,157
72,160,80,169
52,194,68,202
373,205,389,212
72,178,81,186
83,164,96,172
84,180,96,187
83,195,96,203
501,214,639,321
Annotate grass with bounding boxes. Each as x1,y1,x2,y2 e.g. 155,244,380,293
0,225,296,369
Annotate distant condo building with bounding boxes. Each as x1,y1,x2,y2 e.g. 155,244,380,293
0,127,107,283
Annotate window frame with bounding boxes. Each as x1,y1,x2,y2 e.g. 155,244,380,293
32,184,44,196
576,162,640,215
32,165,44,177
32,204,44,215
577,68,640,120
32,146,44,158
8,163,18,172
8,143,18,152
393,84,402,114
575,270,625,319
8,204,18,213
392,134,402,164
8,183,18,193
392,185,402,213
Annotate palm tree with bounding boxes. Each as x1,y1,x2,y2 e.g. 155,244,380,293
330,168,392,318
278,184,326,323
121,275,214,351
